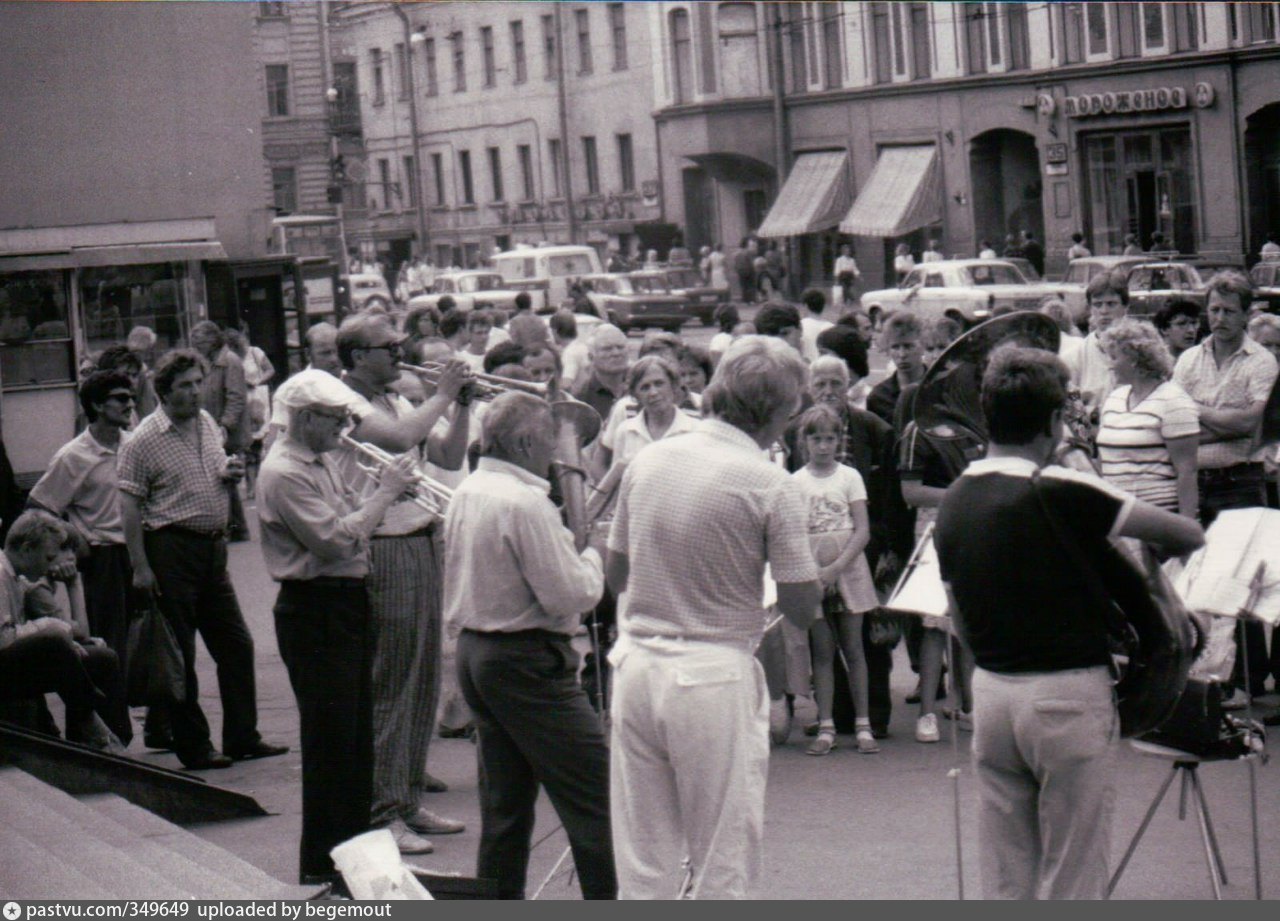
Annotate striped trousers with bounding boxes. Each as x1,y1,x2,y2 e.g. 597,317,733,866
368,530,443,827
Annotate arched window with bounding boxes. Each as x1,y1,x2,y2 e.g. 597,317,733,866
718,2,760,97
670,9,693,103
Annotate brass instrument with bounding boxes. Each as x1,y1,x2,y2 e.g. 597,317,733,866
547,399,601,553
396,361,548,401
339,434,453,516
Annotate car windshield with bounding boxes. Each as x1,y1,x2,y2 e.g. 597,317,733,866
964,264,1026,286
666,269,702,287
1064,263,1092,285
629,275,669,293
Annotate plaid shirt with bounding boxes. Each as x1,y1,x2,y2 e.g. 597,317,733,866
1173,336,1279,469
118,407,230,532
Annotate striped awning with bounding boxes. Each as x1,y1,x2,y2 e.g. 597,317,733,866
840,145,941,238
756,151,850,239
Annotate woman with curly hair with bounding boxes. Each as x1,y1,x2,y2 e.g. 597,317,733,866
1097,318,1200,517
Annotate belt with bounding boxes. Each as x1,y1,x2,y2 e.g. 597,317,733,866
281,576,366,589
151,525,227,541
460,627,572,641
371,523,438,540
1197,462,1264,481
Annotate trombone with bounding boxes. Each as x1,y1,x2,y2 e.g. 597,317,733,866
397,361,547,401
339,435,453,516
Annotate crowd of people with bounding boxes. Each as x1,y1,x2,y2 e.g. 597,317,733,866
2,253,1278,899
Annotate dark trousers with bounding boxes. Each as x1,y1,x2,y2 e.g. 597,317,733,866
1198,465,1270,693
143,528,259,763
80,543,132,665
273,579,374,884
0,633,130,742
458,629,616,900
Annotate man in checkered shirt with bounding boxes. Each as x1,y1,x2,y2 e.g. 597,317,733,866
605,336,821,899
119,349,286,771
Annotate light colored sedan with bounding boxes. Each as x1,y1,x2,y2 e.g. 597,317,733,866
860,259,1062,328
406,271,525,313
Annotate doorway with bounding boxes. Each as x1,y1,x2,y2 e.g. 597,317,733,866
968,129,1043,256
1082,127,1195,254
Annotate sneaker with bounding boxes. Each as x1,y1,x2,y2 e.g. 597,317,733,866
1222,688,1250,711
915,713,941,743
855,729,880,754
388,819,435,855
807,729,837,756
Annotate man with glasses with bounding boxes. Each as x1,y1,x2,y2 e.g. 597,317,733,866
30,371,138,669
1064,269,1129,420
258,370,417,889
334,314,473,854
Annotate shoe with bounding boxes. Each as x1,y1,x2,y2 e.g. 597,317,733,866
388,819,434,855
855,729,880,754
915,713,940,743
1222,689,1250,711
182,750,234,770
226,740,289,760
422,773,449,794
403,806,465,836
872,727,890,740
438,725,474,740
144,731,174,751
807,728,837,756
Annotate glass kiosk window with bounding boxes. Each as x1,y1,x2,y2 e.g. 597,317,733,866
79,262,195,356
0,271,73,388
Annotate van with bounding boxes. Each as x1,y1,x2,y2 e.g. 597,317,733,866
491,244,602,314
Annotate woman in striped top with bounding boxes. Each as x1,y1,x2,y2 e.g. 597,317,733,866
1096,318,1200,517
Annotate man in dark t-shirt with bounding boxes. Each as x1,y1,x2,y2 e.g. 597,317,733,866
935,346,1202,900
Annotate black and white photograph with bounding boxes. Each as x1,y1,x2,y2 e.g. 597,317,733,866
2,0,1280,902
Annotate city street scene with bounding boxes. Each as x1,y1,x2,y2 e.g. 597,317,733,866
3,0,1280,902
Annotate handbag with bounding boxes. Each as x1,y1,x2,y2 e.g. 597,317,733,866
125,599,186,708
1032,472,1197,738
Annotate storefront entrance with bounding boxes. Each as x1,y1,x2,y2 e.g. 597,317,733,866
1245,103,1280,261
1082,126,1196,255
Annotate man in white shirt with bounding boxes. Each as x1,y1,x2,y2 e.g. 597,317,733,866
799,288,834,363
834,243,860,306
922,238,944,263
1064,270,1129,419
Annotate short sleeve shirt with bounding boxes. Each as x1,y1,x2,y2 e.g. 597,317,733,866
117,408,230,532
1097,381,1199,509
792,464,865,561
29,429,131,545
609,419,817,644
1173,337,1279,468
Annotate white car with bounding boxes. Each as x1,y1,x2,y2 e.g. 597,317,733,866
341,272,394,312
861,259,1063,328
405,271,525,313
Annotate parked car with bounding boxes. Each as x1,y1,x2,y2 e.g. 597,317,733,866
405,271,524,313
1125,260,1244,317
340,272,394,313
860,259,1063,328
1059,255,1150,324
1250,261,1280,314
574,273,690,334
628,267,727,326
491,244,603,313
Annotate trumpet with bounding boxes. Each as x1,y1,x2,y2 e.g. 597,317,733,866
396,361,547,401
339,435,453,516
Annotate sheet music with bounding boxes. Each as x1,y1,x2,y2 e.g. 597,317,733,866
1176,508,1280,625
884,535,951,628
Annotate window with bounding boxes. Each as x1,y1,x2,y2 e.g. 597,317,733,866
459,150,474,204
271,167,296,214
964,5,987,73
805,1,820,85
371,48,385,105
1086,1,1109,55
403,155,417,207
1057,2,1085,64
821,2,842,87
1143,3,1166,48
511,20,527,83
616,133,634,191
481,26,496,87
582,136,599,195
394,43,409,98
575,8,593,74
549,138,563,196
869,2,892,84
787,3,807,91
697,2,717,93
450,32,466,92
488,147,504,201
258,1,286,17
670,9,692,102
1007,3,1029,70
79,264,191,360
0,271,74,386
423,37,438,95
330,61,361,137
986,2,1002,65
265,64,289,116
609,3,628,69
1172,2,1199,51
1245,3,1277,42
377,158,392,209
909,3,932,79
890,2,907,76
543,13,557,79
518,144,535,200
718,3,761,97
1115,2,1140,57
431,152,446,205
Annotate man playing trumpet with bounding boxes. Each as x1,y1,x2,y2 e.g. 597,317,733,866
333,313,472,854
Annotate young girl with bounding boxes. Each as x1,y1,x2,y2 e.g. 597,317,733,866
792,404,879,755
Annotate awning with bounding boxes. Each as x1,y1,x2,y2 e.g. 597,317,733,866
756,151,850,239
840,145,941,237
71,241,227,267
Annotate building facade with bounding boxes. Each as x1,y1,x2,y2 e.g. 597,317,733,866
332,0,663,270
651,2,1280,289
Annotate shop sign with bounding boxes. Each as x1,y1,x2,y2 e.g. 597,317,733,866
1062,83,1214,118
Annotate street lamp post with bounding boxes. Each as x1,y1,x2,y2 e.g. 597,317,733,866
392,3,431,260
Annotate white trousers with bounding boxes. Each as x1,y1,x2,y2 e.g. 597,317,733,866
609,633,770,900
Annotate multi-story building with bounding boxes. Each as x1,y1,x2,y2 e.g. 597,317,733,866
332,0,662,270
651,2,1280,287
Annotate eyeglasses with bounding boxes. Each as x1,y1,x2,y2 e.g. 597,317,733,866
362,342,403,356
